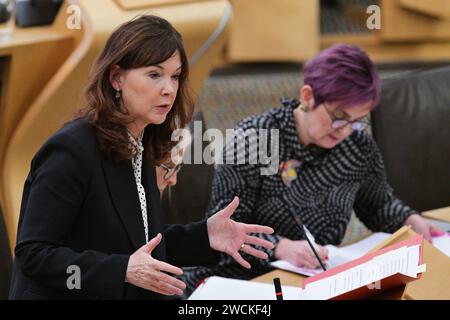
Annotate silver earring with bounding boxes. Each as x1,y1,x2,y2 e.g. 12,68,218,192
115,89,121,99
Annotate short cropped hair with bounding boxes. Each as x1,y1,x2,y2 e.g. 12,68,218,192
303,44,381,110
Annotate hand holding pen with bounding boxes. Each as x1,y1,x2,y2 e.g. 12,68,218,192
302,224,328,271
274,238,328,270
274,205,329,270
276,195,329,270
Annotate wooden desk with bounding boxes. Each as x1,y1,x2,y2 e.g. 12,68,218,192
0,25,75,229
252,269,305,287
0,26,74,172
252,244,450,300
423,206,450,223
252,209,450,300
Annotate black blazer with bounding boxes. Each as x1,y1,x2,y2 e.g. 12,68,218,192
9,118,216,300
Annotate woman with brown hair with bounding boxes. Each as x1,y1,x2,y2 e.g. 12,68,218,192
8,15,274,300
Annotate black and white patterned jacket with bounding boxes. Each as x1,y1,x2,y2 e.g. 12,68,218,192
183,98,415,293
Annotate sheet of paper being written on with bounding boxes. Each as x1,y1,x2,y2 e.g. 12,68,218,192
270,232,392,277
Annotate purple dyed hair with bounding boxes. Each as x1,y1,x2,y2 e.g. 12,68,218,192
303,44,381,110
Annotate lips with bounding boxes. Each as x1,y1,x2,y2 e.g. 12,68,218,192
329,134,340,142
154,104,171,113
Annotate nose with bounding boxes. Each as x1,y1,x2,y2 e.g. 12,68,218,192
337,123,353,135
162,78,176,96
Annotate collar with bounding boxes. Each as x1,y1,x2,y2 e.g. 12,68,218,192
277,98,329,165
127,130,144,155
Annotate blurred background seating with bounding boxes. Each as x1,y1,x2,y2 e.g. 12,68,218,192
372,66,450,212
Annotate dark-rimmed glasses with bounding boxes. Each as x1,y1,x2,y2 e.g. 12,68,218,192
159,163,183,180
322,102,369,131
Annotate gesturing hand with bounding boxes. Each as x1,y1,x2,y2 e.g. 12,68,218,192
125,233,186,296
207,197,275,269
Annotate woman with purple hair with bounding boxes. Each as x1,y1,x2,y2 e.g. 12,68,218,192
183,44,442,294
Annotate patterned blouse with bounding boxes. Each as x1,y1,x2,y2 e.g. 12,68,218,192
128,131,149,243
183,98,415,293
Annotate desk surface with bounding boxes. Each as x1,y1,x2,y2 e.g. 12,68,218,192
0,25,74,162
423,206,450,223
252,207,450,300
0,26,71,54
252,241,450,300
252,269,305,287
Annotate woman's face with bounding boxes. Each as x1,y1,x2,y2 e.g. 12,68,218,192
303,102,372,148
298,85,373,149
111,51,182,133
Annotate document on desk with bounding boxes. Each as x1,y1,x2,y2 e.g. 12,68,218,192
432,233,450,257
188,276,302,300
299,240,424,300
271,232,392,277
189,236,425,300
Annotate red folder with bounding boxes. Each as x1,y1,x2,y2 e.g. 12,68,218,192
301,234,424,300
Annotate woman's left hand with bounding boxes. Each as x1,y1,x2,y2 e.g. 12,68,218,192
207,197,274,269
404,213,445,241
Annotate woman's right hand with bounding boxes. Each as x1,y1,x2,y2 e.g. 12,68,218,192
274,238,328,269
125,233,186,296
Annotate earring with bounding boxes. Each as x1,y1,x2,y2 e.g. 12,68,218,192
115,89,121,100
299,104,308,112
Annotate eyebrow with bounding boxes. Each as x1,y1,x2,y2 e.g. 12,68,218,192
334,109,367,122
151,65,182,71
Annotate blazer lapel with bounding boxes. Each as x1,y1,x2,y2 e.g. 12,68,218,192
101,156,146,250
141,156,167,261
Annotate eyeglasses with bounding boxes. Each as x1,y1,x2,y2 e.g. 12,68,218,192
322,102,369,132
159,163,183,181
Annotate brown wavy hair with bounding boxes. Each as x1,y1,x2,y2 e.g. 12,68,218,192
76,15,194,164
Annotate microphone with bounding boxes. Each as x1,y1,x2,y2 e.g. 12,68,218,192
286,206,327,271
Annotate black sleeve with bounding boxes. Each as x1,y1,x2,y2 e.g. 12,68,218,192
14,134,129,299
163,221,218,267
354,136,415,233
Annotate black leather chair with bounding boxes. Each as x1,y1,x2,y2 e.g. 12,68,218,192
371,66,450,212
0,206,12,299
162,112,215,224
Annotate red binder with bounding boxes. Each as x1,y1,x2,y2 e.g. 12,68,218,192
301,234,425,300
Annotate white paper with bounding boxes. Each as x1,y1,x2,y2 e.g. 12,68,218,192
432,234,450,257
270,260,322,277
188,276,302,300
271,232,392,276
333,232,392,259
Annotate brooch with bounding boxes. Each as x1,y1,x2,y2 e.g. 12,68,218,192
280,160,302,187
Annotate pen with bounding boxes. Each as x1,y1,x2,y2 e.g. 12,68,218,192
302,224,327,271
273,277,283,300
286,206,327,271
303,224,320,253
